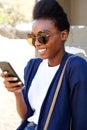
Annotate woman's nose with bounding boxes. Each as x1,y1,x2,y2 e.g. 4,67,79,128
34,38,41,46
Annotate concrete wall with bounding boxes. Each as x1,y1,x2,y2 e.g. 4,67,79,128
57,0,87,25
66,26,87,60
56,0,87,60
71,0,87,25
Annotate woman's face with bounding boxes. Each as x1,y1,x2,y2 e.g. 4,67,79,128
31,19,68,66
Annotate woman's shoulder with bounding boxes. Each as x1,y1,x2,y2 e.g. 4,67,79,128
69,54,87,67
65,52,87,64
63,52,87,75
66,54,87,76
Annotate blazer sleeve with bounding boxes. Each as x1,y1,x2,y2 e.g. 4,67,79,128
68,56,87,130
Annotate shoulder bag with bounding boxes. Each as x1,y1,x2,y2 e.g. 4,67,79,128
44,56,72,130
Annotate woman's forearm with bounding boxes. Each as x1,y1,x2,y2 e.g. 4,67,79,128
14,92,28,120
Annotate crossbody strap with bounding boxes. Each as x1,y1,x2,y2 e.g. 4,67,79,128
44,56,72,130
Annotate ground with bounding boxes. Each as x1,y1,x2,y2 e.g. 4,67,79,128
0,78,21,130
0,38,35,130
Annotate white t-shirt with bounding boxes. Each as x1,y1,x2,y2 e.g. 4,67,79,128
28,59,60,124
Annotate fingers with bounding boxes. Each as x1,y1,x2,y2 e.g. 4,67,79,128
6,85,22,93
0,71,23,93
4,77,22,88
0,71,8,78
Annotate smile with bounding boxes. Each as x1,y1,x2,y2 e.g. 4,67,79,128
38,49,47,53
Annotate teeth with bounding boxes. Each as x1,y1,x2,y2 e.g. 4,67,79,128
38,49,46,52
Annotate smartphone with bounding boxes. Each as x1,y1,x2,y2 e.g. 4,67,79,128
0,61,24,86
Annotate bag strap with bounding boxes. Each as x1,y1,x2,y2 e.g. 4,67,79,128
44,56,72,130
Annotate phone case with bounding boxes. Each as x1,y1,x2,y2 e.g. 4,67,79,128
0,61,24,86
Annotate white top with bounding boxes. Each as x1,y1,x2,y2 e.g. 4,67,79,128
28,59,60,124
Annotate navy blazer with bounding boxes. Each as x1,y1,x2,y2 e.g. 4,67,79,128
17,52,87,130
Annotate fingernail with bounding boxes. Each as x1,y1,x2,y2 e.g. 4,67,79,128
4,71,8,74
18,82,22,85
13,77,18,80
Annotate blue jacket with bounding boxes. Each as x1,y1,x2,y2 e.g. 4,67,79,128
17,52,87,130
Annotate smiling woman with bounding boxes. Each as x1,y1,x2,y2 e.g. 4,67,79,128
30,18,68,63
1,0,87,130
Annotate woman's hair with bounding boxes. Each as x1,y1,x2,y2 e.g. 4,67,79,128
33,0,70,32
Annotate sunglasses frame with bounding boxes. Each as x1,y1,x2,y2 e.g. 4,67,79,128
27,30,59,46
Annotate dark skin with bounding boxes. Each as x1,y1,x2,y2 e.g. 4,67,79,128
0,18,69,120
32,19,69,66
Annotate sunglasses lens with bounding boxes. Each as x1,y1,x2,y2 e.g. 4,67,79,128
27,38,32,45
38,35,49,44
27,34,35,46
27,33,49,46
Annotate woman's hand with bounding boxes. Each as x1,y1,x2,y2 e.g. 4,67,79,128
0,71,23,94
0,71,28,119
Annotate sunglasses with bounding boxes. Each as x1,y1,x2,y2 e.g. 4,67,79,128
27,30,58,46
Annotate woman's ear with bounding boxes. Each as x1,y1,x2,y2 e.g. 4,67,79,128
61,30,69,41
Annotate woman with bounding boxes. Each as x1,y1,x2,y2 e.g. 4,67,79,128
1,0,87,130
